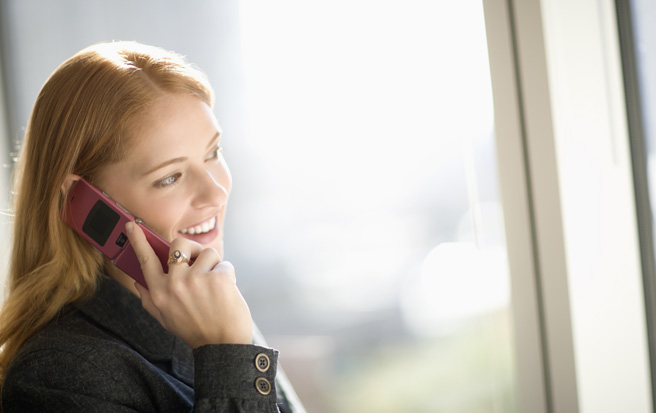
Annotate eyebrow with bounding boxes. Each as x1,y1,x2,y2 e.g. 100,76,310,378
143,131,221,176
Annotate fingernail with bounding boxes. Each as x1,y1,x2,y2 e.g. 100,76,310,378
125,221,134,235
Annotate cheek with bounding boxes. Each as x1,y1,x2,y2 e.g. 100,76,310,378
160,207,187,241
216,158,232,193
137,195,187,241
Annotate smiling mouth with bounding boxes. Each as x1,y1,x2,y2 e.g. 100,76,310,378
179,216,217,235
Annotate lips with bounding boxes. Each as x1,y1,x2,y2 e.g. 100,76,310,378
176,213,222,249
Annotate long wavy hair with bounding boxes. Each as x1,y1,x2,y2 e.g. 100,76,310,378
0,41,214,385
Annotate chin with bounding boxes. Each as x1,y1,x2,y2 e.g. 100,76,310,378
198,233,224,259
214,238,225,259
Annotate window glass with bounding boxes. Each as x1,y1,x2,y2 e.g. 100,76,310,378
234,1,516,411
621,0,656,400
626,0,656,230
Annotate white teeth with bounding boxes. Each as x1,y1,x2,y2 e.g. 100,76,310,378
180,216,216,235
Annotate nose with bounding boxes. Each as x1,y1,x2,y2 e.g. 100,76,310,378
191,166,230,209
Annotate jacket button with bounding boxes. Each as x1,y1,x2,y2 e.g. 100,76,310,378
255,353,270,372
255,377,272,395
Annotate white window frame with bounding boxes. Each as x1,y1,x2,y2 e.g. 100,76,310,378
483,0,652,411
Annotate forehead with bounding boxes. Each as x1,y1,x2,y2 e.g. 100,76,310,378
123,94,220,171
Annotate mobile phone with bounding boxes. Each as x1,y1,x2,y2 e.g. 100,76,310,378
62,178,170,288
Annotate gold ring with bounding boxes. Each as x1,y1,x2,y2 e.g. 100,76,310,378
167,250,190,265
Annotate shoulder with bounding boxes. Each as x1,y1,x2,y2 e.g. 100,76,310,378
10,308,141,373
2,310,153,410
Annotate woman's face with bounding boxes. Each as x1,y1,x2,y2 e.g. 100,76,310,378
95,93,231,258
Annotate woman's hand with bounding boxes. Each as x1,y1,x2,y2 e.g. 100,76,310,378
125,222,253,348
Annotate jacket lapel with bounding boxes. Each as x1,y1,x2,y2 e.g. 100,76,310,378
75,275,195,387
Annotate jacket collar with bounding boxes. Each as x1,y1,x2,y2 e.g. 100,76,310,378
74,275,194,386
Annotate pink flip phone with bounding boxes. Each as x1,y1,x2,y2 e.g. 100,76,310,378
62,179,170,288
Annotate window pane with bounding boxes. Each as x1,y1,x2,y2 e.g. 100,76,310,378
0,0,517,410
621,0,656,402
234,1,516,411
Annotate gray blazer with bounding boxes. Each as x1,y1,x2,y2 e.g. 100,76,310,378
2,275,305,412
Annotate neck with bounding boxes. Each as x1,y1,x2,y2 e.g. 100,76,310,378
105,264,140,296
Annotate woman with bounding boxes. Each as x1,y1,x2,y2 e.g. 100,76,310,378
0,41,304,412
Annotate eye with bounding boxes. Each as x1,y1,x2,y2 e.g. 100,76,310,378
206,146,224,161
155,173,181,188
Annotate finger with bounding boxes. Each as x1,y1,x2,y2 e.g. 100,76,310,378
190,248,222,271
166,238,203,275
125,222,164,287
212,260,236,284
169,237,203,260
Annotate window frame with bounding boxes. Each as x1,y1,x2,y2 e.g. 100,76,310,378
484,0,653,411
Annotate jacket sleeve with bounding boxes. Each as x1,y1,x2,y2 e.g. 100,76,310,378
2,344,282,413
193,344,281,412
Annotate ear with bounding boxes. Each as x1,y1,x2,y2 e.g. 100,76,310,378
60,173,82,197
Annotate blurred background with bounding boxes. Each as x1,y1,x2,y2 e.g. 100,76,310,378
0,1,514,411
